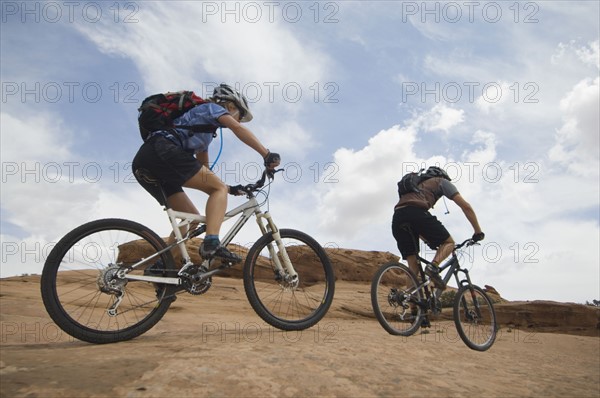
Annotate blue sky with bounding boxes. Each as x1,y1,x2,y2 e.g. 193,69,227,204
1,1,599,303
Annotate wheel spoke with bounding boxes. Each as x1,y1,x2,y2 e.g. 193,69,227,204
41,219,175,343
244,229,335,330
371,263,422,336
453,285,497,351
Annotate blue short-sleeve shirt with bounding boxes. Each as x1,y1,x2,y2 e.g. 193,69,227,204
153,102,229,153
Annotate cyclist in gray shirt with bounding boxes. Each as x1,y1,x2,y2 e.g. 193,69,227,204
392,166,485,289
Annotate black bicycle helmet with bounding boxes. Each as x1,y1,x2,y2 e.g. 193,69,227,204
212,83,253,122
425,166,451,181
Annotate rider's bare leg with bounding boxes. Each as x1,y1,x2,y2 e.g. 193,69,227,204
432,236,455,266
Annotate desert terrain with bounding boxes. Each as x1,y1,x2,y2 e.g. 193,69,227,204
1,247,599,397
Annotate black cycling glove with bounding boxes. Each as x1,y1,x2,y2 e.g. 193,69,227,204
228,185,245,196
472,232,485,242
264,151,280,169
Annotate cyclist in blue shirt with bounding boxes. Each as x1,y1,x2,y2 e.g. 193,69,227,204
133,84,280,265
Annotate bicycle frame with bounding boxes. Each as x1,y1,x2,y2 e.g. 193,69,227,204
399,246,475,314
417,251,473,292
121,194,298,286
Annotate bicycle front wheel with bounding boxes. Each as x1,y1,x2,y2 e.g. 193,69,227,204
453,284,497,351
40,218,176,344
243,229,335,331
371,262,423,336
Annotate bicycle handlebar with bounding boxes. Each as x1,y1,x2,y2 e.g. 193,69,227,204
455,238,480,250
230,169,284,197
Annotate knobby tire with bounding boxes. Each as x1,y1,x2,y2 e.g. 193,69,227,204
453,284,497,351
243,229,335,331
40,218,176,344
371,262,423,336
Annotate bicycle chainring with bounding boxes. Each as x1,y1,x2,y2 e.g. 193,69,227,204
180,265,212,295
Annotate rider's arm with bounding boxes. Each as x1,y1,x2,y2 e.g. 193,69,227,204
451,194,483,235
217,114,270,159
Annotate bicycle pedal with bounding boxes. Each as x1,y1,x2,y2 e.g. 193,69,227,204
217,259,236,269
421,318,431,328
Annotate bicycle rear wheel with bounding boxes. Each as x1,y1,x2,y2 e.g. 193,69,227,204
453,284,497,351
371,262,423,336
243,229,335,331
40,218,176,344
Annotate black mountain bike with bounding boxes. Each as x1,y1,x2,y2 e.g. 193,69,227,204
371,237,497,351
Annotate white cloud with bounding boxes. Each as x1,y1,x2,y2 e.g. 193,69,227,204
1,111,101,236
67,2,333,167
72,3,331,108
261,120,316,157
576,40,600,68
0,112,73,162
316,104,458,239
462,130,497,165
474,81,512,115
552,39,600,69
422,104,465,133
549,76,600,176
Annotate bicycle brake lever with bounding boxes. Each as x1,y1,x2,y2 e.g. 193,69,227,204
266,168,284,181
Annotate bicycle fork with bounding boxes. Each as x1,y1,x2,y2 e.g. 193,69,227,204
455,268,484,321
255,211,299,287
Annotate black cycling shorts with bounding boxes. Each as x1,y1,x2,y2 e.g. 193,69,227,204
132,136,201,205
392,206,451,258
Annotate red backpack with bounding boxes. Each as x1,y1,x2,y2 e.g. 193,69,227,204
137,91,216,141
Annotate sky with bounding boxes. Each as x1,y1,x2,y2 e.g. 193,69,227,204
1,1,598,304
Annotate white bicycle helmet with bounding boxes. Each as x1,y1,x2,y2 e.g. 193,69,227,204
212,83,253,122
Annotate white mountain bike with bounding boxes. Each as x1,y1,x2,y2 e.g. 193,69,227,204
41,170,335,344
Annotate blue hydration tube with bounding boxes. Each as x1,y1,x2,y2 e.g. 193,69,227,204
209,127,223,171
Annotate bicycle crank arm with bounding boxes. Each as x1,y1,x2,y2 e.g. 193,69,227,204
191,262,237,281
125,274,180,285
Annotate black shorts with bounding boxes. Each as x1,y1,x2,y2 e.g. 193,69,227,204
391,206,451,259
132,136,201,205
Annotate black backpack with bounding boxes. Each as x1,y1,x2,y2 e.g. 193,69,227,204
397,170,425,197
137,91,217,141
397,166,452,197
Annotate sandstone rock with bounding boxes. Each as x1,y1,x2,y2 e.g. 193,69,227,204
484,284,500,295
494,300,600,333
